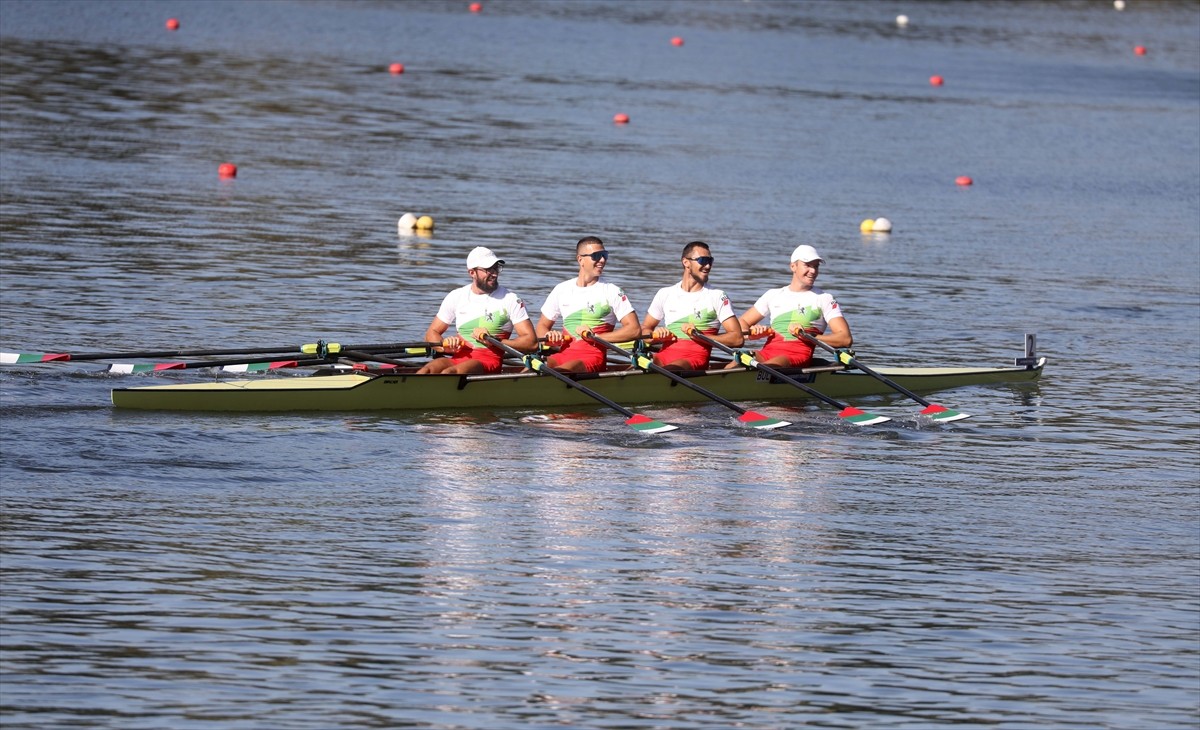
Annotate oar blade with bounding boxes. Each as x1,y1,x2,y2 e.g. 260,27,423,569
736,411,790,430
625,413,679,434
2,352,69,363
837,406,891,426
919,404,971,422
221,360,300,373
107,362,186,373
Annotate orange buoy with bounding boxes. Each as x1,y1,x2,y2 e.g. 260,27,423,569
1134,45,1147,56
389,63,405,75
613,113,630,124
955,175,973,186
930,75,944,86
469,2,482,12
671,37,684,47
218,163,237,178
165,18,180,31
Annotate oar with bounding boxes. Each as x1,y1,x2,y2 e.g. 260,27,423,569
481,335,677,434
796,332,970,422
104,356,332,374
299,341,439,356
587,335,789,430
4,345,304,364
1,340,441,365
689,331,889,426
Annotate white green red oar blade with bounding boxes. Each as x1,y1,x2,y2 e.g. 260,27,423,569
837,406,891,426
736,411,790,430
2,352,69,363
106,362,187,374
625,414,679,434
919,404,971,422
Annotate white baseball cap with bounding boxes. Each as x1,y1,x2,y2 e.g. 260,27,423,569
466,246,504,269
790,244,825,264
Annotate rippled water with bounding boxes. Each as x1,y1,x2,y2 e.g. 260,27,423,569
2,1,1198,728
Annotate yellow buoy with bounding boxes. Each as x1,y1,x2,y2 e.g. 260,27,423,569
415,215,434,230
860,219,875,233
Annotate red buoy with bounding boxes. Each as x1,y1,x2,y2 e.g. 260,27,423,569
165,18,180,31
1134,45,1147,56
955,175,973,186
218,163,237,178
389,63,405,75
469,2,482,12
930,75,944,86
613,113,630,124
671,37,684,47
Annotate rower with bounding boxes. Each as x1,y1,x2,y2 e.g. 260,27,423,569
416,246,537,375
640,241,743,370
534,236,641,373
730,244,852,369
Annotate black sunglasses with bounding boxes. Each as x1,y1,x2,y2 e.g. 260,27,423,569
580,250,609,262
473,263,504,274
685,255,715,267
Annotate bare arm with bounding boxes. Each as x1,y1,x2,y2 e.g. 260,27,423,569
814,316,852,349
505,318,539,353
714,316,744,349
535,314,558,340
641,313,669,340
737,308,767,339
423,317,452,351
595,310,641,343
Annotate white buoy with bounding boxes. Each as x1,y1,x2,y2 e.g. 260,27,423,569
896,14,909,27
872,217,893,233
1114,0,1125,10
398,213,418,233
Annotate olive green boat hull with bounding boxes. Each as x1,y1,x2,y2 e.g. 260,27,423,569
111,358,1045,412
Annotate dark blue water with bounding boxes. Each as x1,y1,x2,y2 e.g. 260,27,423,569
2,1,1198,728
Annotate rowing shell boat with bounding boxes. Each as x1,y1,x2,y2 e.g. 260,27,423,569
110,356,1046,412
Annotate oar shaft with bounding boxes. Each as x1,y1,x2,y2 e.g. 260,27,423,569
797,332,935,406
589,336,749,415
482,336,636,419
691,331,848,410
59,345,303,362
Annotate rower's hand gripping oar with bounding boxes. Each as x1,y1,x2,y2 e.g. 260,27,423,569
587,334,790,430
481,335,677,434
689,331,889,426
795,331,970,422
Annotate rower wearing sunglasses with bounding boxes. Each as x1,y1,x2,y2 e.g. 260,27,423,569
535,236,640,373
641,241,744,370
416,246,537,374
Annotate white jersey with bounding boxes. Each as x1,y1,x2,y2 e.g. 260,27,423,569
540,279,635,334
435,284,530,347
646,283,735,339
751,286,844,340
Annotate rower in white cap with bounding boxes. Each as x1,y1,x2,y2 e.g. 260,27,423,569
733,244,853,368
416,246,537,374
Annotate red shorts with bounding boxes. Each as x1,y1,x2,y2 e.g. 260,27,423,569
654,339,711,370
449,345,503,373
757,337,815,368
547,339,607,373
